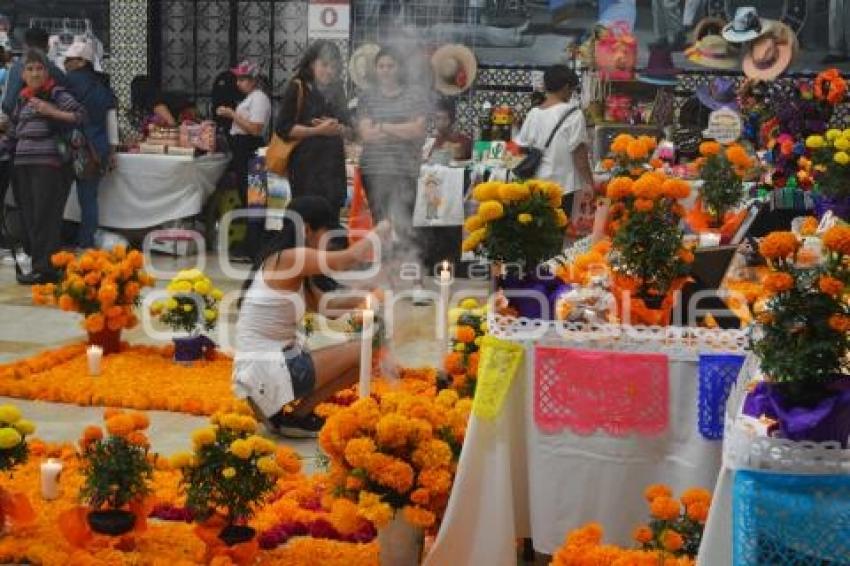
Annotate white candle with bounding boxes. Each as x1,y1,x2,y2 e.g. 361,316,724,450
698,232,722,248
358,298,375,399
40,458,62,500
87,345,103,376
438,261,451,344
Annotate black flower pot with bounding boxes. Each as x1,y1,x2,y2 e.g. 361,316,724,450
640,294,665,310
87,509,136,536
219,524,256,546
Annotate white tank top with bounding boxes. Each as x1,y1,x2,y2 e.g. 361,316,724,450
235,268,304,352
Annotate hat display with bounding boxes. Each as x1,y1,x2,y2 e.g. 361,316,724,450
638,46,680,86
685,35,738,70
696,77,740,111
691,17,726,43
231,60,259,79
742,21,798,81
431,44,477,96
64,41,94,63
722,7,767,43
349,43,380,90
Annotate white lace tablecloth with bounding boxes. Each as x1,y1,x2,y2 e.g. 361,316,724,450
425,319,746,565
64,152,229,229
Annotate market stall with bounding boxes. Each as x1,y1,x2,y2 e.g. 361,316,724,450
63,152,228,230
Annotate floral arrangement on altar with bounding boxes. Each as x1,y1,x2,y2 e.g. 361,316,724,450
0,405,34,472
600,134,660,178
804,129,850,205
747,226,850,443
77,409,154,535
32,247,155,353
463,180,568,270
550,484,711,565
605,171,693,325
693,141,753,229
319,390,471,533
169,411,300,544
443,298,487,396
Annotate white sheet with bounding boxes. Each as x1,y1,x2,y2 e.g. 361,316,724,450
64,153,229,229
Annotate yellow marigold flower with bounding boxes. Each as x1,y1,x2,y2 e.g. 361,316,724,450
0,427,22,449
463,214,483,233
204,309,217,322
827,128,842,141
403,505,436,528
182,304,193,313
823,225,850,255
472,182,500,202
835,151,850,165
193,279,212,295
436,389,459,408
375,414,414,448
211,288,224,300
191,427,217,447
478,200,505,222
0,405,22,424
454,342,466,352
165,298,179,311
555,209,568,228
758,231,800,259
257,456,281,476
238,416,258,433
498,183,530,202
806,135,826,149
222,467,237,479
517,213,533,224
219,413,243,430
169,451,194,469
12,419,35,436
248,435,275,455
836,137,850,152
229,439,253,460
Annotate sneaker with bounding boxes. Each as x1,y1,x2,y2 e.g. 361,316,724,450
269,412,324,439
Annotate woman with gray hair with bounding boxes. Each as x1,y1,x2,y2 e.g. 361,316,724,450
1,49,85,284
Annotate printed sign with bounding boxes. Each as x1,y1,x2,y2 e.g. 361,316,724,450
703,107,742,144
308,1,350,40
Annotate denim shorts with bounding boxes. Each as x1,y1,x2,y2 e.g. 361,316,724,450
283,346,316,399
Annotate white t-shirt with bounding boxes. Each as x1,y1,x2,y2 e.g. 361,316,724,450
230,89,272,136
516,101,589,194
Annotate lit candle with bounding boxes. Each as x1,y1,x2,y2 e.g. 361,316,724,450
438,261,452,344
358,297,375,399
698,232,722,248
87,345,103,376
40,458,62,500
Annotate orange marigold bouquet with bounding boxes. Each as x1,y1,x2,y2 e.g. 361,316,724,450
601,134,658,178
751,227,850,406
443,298,487,397
463,179,568,270
696,141,752,226
32,246,155,342
319,390,471,532
550,484,711,566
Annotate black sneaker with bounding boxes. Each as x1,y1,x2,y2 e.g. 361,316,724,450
269,412,325,439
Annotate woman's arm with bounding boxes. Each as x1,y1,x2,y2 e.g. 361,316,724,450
34,90,86,125
223,108,264,136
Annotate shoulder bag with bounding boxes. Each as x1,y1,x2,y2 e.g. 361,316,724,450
512,105,579,180
266,80,305,176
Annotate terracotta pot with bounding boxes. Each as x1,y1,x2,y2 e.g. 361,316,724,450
87,328,122,355
218,524,256,546
87,509,135,536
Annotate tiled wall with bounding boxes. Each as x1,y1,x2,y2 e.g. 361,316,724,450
106,0,149,138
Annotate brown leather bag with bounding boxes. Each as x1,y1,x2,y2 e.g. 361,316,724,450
265,79,304,176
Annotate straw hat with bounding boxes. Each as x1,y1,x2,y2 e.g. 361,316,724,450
431,44,477,96
742,21,798,81
691,17,726,44
685,35,738,70
722,6,768,43
348,43,380,90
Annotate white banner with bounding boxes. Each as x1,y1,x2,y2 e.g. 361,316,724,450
308,1,350,40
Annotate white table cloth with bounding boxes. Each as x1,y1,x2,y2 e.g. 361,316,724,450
425,346,723,565
64,152,229,229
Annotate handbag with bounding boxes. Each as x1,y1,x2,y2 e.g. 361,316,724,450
512,105,578,180
265,80,304,176
59,128,101,180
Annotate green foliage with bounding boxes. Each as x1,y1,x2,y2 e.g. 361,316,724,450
480,193,564,270
700,153,744,223
80,436,153,510
0,438,28,472
158,293,217,334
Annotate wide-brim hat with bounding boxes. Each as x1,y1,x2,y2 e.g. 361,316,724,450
742,20,798,81
685,35,738,70
349,43,380,90
431,44,477,96
692,16,726,44
64,41,94,63
695,77,740,111
638,46,680,86
722,6,768,43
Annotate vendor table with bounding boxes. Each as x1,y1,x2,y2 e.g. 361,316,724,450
425,320,747,565
63,153,229,230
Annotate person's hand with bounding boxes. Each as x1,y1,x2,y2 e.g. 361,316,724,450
216,106,234,119
312,118,341,137
28,98,57,117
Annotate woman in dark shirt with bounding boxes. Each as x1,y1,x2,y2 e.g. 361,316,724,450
275,41,349,223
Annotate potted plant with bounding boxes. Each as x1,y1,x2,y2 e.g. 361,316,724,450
693,141,751,234
150,269,221,362
806,125,850,221
32,247,155,354
605,172,693,325
599,133,659,178
443,297,487,396
171,412,294,547
319,390,471,565
746,227,850,445
463,179,569,318
78,410,153,535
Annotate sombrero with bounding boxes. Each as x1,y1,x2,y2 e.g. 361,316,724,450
691,17,726,44
742,21,798,81
349,43,380,90
685,34,738,70
431,44,477,96
722,6,768,43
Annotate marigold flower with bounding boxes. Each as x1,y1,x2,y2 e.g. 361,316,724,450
443,352,464,374
191,427,217,448
633,524,654,544
0,427,21,449
677,249,695,264
517,213,533,224
58,294,77,312
555,209,569,228
412,439,453,469
464,215,483,233
229,439,253,460
105,414,136,437
410,488,431,506
649,496,680,520
686,501,709,523
823,225,850,255
626,139,649,160
644,483,672,502
661,529,684,552
610,133,634,154
763,272,795,293
835,151,850,166
455,326,476,343
800,216,819,236
0,405,22,424
725,144,752,169
806,134,826,149
819,276,845,296
634,198,654,213
478,200,505,222
222,467,236,479
275,446,302,474
606,176,634,200
169,451,194,469
498,183,531,202
661,178,691,200
828,314,850,333
344,437,377,468
126,431,149,449
601,158,615,171
679,487,711,507
472,182,500,202
699,141,721,156
12,419,34,436
758,231,800,259
403,505,437,528
632,173,661,200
